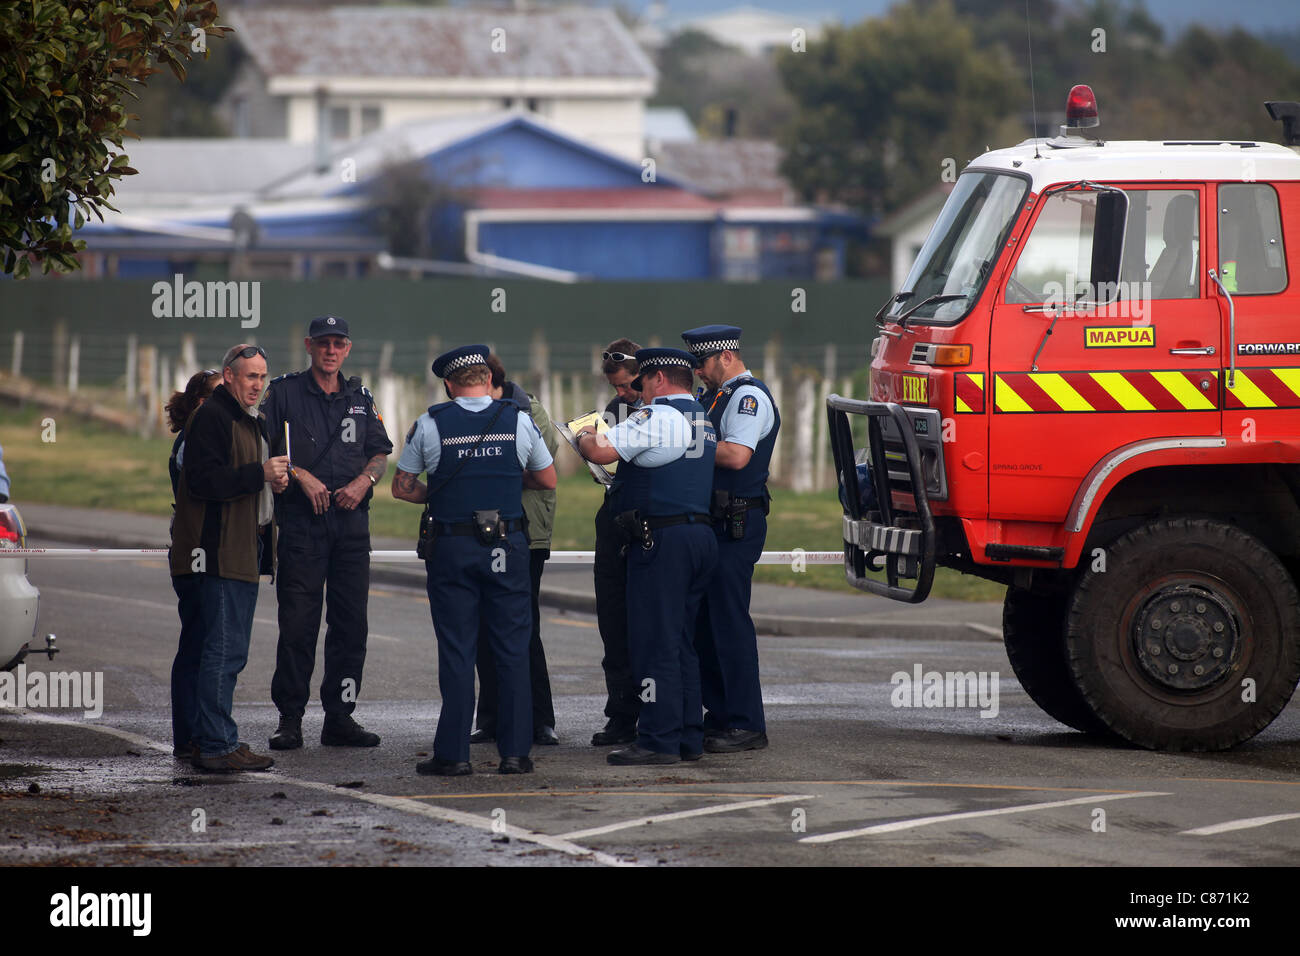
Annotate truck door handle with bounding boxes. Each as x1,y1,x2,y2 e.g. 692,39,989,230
1208,268,1237,387
1168,346,1215,355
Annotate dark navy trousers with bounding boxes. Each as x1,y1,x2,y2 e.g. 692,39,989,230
695,511,767,733
474,547,555,734
425,531,532,763
625,522,717,755
271,507,371,719
594,499,640,726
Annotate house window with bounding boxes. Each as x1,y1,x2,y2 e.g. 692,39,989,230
329,106,351,140
360,106,382,135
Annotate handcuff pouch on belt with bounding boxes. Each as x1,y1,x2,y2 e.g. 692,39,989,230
472,509,507,547
613,509,653,553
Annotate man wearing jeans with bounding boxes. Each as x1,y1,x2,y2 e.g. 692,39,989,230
169,344,289,772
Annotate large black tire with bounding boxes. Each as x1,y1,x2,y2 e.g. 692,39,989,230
1003,587,1110,734
1066,518,1300,751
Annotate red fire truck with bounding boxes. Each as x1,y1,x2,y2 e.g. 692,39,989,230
828,86,1300,751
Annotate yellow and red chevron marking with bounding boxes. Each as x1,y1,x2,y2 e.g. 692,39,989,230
1224,367,1300,409
993,370,1219,413
954,373,984,413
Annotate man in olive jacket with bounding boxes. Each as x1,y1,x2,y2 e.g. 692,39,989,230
169,344,289,772
470,354,561,745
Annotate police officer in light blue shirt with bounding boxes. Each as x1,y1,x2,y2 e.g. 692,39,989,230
578,348,718,765
392,345,556,776
682,324,781,754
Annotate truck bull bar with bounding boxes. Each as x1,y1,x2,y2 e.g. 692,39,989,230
826,395,938,603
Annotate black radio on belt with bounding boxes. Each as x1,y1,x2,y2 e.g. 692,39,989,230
712,490,746,541
416,506,438,560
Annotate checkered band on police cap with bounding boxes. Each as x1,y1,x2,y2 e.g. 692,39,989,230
681,324,743,357
635,348,697,374
431,344,490,378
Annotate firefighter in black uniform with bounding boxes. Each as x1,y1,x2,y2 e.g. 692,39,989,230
263,316,393,750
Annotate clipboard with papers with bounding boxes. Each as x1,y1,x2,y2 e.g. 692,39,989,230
556,410,616,486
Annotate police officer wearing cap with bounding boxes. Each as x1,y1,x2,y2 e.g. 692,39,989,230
263,316,393,751
392,345,557,776
681,324,780,753
577,348,717,765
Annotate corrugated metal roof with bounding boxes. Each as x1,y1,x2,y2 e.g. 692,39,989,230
109,140,315,206
653,139,789,197
229,6,655,81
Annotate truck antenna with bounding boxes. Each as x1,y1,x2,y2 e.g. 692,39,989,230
1025,0,1042,159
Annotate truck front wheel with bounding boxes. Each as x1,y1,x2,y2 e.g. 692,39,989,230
1003,586,1109,734
1065,518,1300,751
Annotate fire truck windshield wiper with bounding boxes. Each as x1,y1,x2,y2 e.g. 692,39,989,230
874,290,914,326
896,293,968,331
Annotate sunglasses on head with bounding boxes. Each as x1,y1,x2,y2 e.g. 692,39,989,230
224,345,266,368
201,368,221,377
603,351,634,362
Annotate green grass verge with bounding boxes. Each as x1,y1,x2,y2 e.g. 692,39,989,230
0,405,1004,602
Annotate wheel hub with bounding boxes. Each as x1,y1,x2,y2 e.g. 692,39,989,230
1132,585,1240,691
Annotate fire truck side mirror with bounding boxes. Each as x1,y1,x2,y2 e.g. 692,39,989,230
1265,101,1300,146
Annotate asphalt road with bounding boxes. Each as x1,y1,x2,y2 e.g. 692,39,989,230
2,538,1298,869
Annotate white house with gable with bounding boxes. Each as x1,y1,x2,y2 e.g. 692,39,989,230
220,5,657,161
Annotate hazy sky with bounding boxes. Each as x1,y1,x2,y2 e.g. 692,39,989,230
630,0,1300,35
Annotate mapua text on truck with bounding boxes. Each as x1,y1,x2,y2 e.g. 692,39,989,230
829,86,1300,751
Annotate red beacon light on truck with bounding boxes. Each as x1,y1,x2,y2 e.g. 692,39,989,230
1065,84,1099,128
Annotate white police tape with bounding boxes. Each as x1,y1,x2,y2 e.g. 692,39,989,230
1,548,844,564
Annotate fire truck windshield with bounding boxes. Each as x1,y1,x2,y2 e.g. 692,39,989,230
889,171,1029,325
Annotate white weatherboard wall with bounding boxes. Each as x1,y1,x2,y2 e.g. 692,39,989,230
283,92,647,161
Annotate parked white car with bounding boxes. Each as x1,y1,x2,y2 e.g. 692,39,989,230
0,504,47,672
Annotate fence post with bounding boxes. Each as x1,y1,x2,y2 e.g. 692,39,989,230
791,374,815,493
137,344,158,437
67,335,81,394
52,319,68,389
126,334,137,402
11,330,23,377
425,335,441,404
180,333,198,380
814,343,836,489
763,339,783,481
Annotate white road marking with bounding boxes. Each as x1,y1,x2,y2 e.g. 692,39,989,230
965,623,1002,638
14,711,630,867
558,793,815,841
1182,813,1300,836
800,791,1170,844
0,839,355,855
40,585,279,629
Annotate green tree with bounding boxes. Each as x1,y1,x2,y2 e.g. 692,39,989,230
777,0,1020,215
652,29,797,140
0,1,229,277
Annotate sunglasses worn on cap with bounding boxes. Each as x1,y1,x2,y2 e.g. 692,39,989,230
603,351,634,362
224,345,266,368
